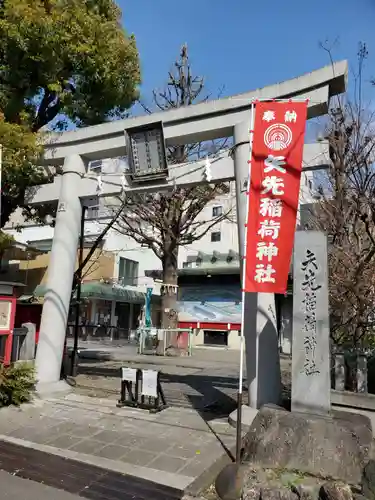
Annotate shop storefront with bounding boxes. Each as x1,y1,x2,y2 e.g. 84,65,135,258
33,281,147,341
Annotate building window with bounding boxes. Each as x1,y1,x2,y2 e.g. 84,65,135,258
89,160,103,174
212,206,223,217
118,257,139,286
0,257,9,273
82,196,99,219
211,231,221,242
204,330,228,347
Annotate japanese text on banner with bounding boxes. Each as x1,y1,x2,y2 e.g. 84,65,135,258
244,101,308,293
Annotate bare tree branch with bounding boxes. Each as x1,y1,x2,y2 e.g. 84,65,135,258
71,203,124,294
113,44,233,331
309,43,375,349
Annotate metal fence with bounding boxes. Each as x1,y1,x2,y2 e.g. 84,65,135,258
138,328,193,356
66,324,136,345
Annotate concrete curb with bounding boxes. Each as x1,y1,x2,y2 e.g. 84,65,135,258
0,434,193,491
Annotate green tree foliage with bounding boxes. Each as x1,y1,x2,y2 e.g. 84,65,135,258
0,0,141,226
0,0,141,129
0,115,46,226
0,362,36,407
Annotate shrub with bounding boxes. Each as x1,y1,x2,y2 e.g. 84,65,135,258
0,362,36,407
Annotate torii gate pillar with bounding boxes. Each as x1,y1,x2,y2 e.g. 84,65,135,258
35,155,86,393
234,121,281,408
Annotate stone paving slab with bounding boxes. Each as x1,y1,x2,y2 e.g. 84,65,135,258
0,393,236,490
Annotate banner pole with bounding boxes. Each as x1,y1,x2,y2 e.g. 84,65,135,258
235,100,256,464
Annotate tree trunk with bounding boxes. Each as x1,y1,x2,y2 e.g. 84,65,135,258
158,247,178,354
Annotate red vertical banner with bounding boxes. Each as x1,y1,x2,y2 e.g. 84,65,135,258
244,100,308,294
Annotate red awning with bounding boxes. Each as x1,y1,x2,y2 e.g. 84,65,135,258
178,321,241,331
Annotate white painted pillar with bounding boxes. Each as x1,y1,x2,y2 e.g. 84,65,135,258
128,303,134,332
35,154,85,390
234,121,282,408
110,301,116,325
110,300,116,340
90,300,97,323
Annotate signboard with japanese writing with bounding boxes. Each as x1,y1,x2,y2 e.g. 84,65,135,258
244,101,308,293
121,367,137,383
291,231,330,415
141,369,158,398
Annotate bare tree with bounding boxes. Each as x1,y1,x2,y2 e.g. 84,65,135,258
71,204,124,294
114,45,233,333
308,43,375,349
80,248,105,282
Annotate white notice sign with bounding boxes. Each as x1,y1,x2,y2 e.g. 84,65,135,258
141,369,158,397
57,201,67,212
121,367,137,383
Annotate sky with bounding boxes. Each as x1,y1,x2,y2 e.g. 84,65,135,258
119,0,375,107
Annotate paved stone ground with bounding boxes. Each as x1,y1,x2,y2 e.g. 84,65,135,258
68,342,244,368
73,358,244,414
70,350,291,412
0,392,236,490
0,349,291,496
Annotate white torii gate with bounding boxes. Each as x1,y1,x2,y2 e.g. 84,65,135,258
32,61,348,405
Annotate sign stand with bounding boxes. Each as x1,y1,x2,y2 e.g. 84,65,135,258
117,367,139,408
138,371,167,413
117,367,167,413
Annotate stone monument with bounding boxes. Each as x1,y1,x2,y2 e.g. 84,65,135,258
291,230,330,415
19,322,36,361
